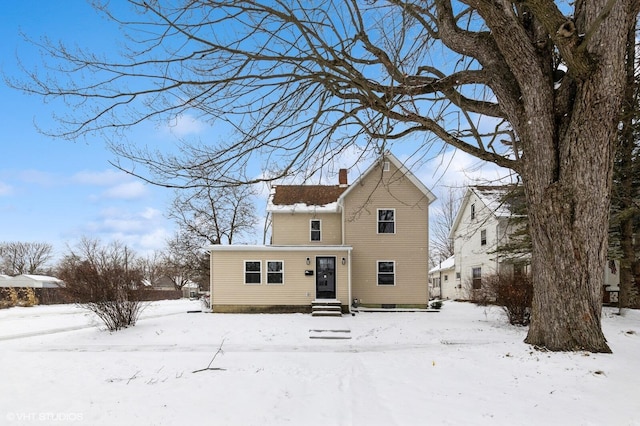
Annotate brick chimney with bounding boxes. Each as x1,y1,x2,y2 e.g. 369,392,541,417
338,168,348,187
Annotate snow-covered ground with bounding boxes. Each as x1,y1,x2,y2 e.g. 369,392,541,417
0,300,638,425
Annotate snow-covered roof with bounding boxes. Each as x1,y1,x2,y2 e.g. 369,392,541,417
429,256,455,274
20,274,64,283
266,152,436,214
472,186,514,218
0,274,65,288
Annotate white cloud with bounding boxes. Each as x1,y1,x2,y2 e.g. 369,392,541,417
102,181,148,200
72,169,129,186
18,170,58,187
418,149,515,197
0,181,13,196
165,113,206,137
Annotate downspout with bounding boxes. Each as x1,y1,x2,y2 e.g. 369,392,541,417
339,196,353,314
348,249,352,315
209,248,214,311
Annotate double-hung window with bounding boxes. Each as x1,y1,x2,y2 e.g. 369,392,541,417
244,261,261,284
472,267,482,289
310,219,321,242
480,229,487,246
377,209,395,234
267,261,284,284
377,261,395,285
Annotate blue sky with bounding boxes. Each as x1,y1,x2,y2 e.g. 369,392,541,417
0,1,509,264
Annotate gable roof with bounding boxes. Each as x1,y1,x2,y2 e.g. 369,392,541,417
449,185,519,239
267,152,435,213
338,152,436,204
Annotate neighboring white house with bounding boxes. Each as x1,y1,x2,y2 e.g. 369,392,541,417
0,274,65,288
449,185,527,296
449,185,619,301
428,256,458,299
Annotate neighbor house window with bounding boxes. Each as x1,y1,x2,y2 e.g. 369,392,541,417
481,229,487,246
244,261,261,284
456,272,461,279
383,161,390,171
444,275,448,281
378,209,395,234
472,267,482,289
471,203,476,220
310,219,321,242
267,261,284,284
377,261,395,285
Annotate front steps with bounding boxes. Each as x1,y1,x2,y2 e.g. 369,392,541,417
311,299,343,317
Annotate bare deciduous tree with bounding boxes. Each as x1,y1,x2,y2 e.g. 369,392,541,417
0,241,54,275
430,186,464,265
57,237,145,331
162,230,202,290
169,181,259,246
11,1,640,352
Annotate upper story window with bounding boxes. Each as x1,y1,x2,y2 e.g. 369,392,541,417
310,219,321,242
244,261,261,285
378,209,395,234
471,203,476,220
383,161,390,171
267,261,284,284
377,261,395,285
480,229,487,246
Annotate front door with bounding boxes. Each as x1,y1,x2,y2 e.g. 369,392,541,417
316,256,336,299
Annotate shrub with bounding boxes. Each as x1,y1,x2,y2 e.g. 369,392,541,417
58,238,146,331
18,288,39,307
469,273,533,326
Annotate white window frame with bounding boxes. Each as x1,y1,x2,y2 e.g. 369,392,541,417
383,161,390,171
377,208,396,234
310,219,321,242
377,260,396,286
471,203,476,220
266,260,284,285
244,260,262,285
472,267,482,290
480,229,487,246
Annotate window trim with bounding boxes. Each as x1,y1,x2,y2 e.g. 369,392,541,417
377,208,396,234
377,260,396,286
480,229,487,246
244,260,262,285
471,203,476,220
310,219,321,242
471,267,482,290
266,260,284,285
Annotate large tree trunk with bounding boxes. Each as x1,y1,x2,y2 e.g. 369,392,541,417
520,2,634,353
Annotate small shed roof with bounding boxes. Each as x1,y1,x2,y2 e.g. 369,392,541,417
429,256,455,274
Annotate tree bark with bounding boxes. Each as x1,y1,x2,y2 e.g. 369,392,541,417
521,1,634,352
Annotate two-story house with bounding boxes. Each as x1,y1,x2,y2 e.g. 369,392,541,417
450,185,620,301
450,185,528,297
208,153,436,314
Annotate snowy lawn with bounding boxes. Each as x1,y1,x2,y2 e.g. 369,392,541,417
0,300,638,426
